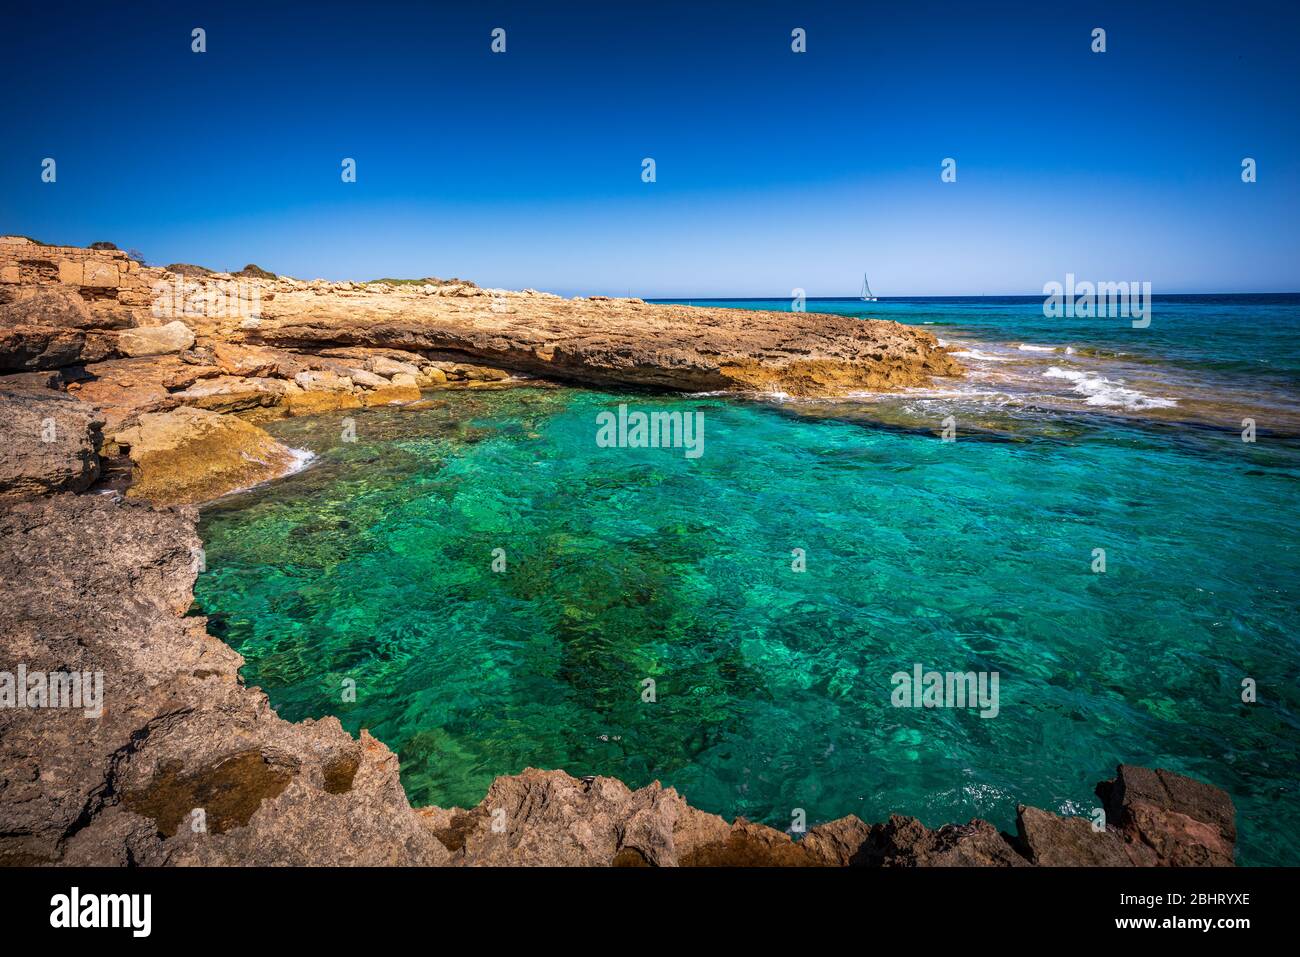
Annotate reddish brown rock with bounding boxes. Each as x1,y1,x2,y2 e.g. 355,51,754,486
1096,765,1236,866
210,341,284,378
1015,805,1153,866
67,357,186,433
854,814,1030,866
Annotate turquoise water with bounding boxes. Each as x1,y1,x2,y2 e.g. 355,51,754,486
659,296,1300,436
195,297,1299,865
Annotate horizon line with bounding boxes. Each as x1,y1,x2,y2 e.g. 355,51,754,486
640,291,1300,301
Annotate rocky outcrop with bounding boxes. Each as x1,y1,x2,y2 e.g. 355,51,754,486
0,495,447,866
113,407,302,506
0,236,965,509
0,238,156,320
249,294,960,396
1093,764,1237,866
1,286,102,329
1,236,962,397
0,389,103,500
0,286,121,371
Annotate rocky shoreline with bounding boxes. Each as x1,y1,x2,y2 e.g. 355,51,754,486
0,238,1237,866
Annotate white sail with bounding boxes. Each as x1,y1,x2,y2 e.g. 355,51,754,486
861,273,877,301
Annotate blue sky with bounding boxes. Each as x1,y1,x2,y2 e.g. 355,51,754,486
2,0,1297,296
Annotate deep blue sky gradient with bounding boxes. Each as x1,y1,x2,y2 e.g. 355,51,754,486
2,0,1297,295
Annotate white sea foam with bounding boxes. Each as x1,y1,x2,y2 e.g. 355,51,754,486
1016,343,1058,353
285,447,316,474
950,348,1015,363
214,447,316,502
1042,367,1177,410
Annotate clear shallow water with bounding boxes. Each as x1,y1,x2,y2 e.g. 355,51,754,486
196,298,1300,866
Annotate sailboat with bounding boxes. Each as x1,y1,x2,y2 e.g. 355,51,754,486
860,273,877,302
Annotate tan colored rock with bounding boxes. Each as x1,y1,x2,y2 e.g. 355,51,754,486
345,367,390,388
416,366,448,387
172,375,299,414
362,372,421,406
367,356,421,377
293,369,353,392
118,320,195,357
114,406,300,505
450,362,511,381
211,341,281,377
245,283,961,396
3,239,961,397
81,260,119,288
285,390,362,416
57,260,84,285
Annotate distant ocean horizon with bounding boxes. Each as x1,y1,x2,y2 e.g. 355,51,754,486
647,293,1300,302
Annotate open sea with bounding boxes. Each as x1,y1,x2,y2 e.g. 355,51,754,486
194,294,1300,865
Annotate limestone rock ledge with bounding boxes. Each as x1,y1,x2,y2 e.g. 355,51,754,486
113,406,301,506
0,492,1237,867
1,236,963,397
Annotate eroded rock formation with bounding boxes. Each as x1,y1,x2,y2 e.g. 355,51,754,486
113,406,302,506
0,238,1238,867
0,388,103,500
